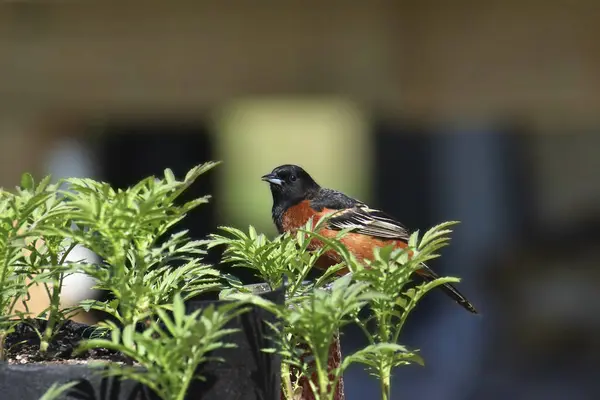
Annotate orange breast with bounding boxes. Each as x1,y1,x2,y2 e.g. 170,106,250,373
281,200,317,233
281,202,411,274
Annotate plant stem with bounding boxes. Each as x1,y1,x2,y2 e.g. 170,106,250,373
393,296,417,344
0,331,6,361
380,371,391,400
328,371,344,400
374,305,393,400
10,291,25,317
353,317,374,345
0,241,15,324
175,366,197,400
41,251,61,353
40,241,77,352
313,349,331,400
282,362,295,400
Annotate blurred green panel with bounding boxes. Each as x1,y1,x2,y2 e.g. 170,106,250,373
213,96,372,234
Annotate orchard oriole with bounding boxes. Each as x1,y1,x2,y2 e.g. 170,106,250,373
262,164,477,314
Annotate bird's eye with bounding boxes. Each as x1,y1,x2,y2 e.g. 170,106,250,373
289,175,297,182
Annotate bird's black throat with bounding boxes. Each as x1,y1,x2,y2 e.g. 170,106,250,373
261,163,321,233
269,186,319,233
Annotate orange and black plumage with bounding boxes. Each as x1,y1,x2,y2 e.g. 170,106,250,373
261,164,477,314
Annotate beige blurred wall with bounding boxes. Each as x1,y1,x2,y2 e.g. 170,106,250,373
0,0,599,182
0,1,598,118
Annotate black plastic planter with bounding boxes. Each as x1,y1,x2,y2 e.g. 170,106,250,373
0,362,159,400
184,283,284,400
0,283,284,400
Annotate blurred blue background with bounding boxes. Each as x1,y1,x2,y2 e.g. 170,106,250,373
1,2,599,399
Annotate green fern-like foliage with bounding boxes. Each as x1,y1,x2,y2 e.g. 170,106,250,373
7,161,466,400
213,217,462,400
77,293,247,400
32,163,224,327
208,215,349,298
0,173,83,358
0,188,32,360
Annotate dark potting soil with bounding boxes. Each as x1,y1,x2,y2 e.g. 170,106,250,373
4,319,134,366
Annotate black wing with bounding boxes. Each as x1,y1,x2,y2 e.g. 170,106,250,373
310,189,411,241
311,189,477,313
327,205,411,241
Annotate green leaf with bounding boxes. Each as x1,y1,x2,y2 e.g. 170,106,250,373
331,273,352,292
121,325,136,349
164,168,176,184
222,273,244,289
35,175,53,194
408,276,461,301
20,173,34,190
224,292,281,316
39,380,81,400
343,343,425,375
172,293,186,326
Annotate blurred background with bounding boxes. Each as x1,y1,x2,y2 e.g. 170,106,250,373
1,1,599,399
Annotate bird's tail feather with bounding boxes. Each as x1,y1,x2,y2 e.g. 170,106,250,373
416,264,478,314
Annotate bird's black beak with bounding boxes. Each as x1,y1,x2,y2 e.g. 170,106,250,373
261,173,283,186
